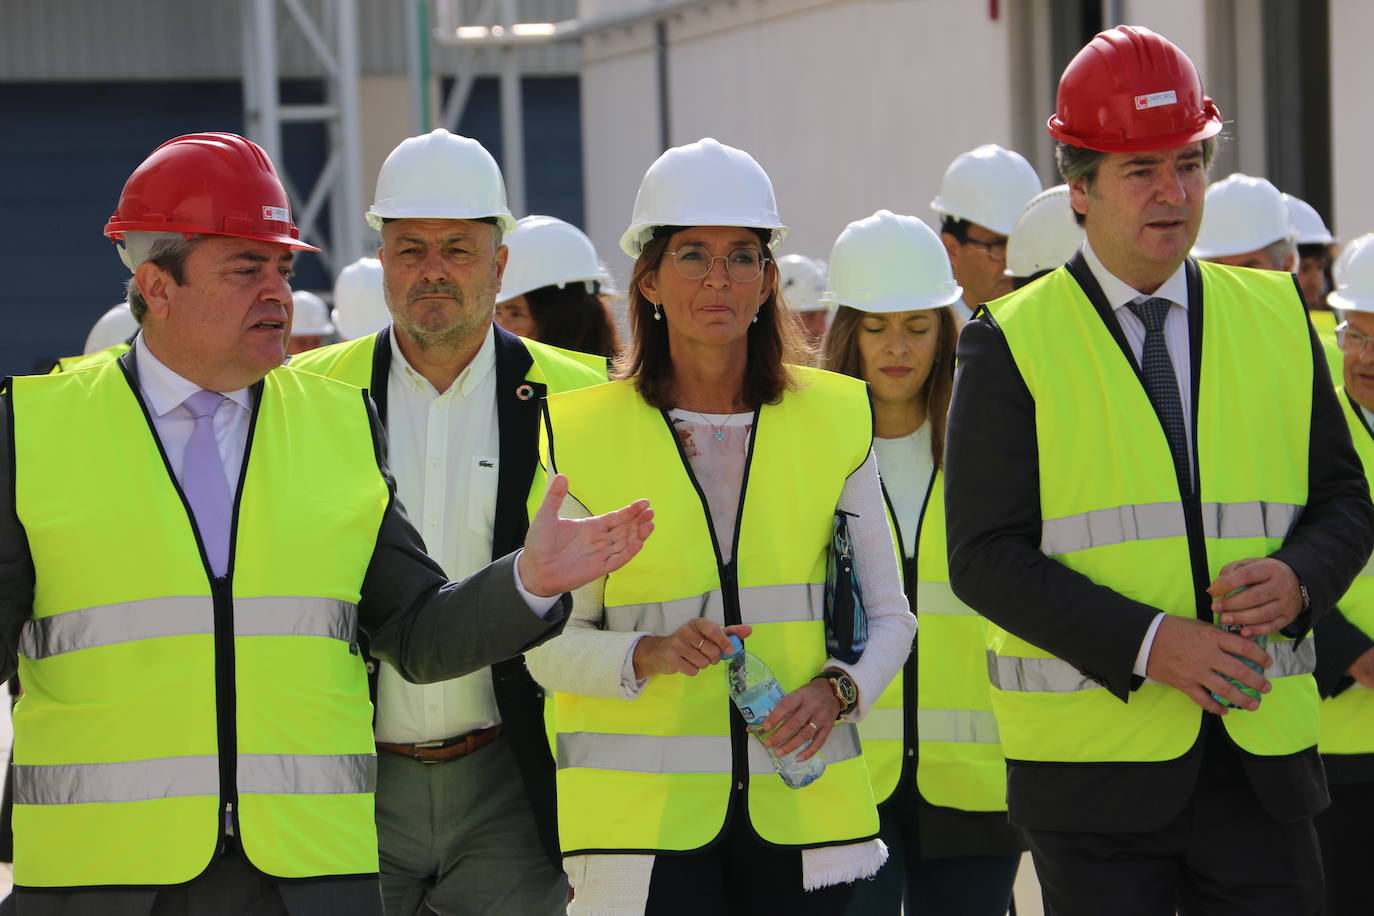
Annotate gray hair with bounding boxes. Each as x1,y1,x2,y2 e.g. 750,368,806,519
124,235,201,323
1264,235,1299,272
1056,137,1220,226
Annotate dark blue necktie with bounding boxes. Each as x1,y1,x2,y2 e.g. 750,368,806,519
1127,297,1191,495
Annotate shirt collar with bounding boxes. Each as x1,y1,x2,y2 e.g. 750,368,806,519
388,322,496,399
133,333,254,418
1081,240,1191,313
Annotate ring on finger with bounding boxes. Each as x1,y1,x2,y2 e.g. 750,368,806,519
806,721,819,732
695,638,705,650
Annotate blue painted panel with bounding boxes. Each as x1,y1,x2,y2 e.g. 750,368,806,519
0,80,328,377
447,75,584,228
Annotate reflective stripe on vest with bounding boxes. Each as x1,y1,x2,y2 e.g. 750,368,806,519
1320,391,1374,756
604,583,822,633
19,596,356,660
556,724,862,775
1041,501,1301,555
541,371,880,854
14,753,375,805
11,361,386,887
986,261,1318,765
987,640,1316,693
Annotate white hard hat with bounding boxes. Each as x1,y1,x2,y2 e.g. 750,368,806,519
1328,238,1374,313
1283,193,1334,246
84,302,139,354
1004,185,1085,278
777,255,828,313
620,138,788,257
820,210,963,314
365,129,516,233
1333,233,1374,292
291,290,335,337
1192,173,1294,259
332,257,390,340
930,144,1042,237
496,215,604,304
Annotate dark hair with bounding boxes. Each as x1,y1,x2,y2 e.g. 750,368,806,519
821,305,957,469
524,283,621,358
617,228,809,409
1056,137,1220,226
940,215,973,242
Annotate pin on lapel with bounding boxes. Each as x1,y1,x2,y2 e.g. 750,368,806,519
515,383,535,401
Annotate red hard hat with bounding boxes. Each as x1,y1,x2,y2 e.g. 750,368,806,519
104,132,319,251
1047,26,1222,154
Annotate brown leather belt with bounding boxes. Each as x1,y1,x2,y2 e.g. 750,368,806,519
376,725,503,764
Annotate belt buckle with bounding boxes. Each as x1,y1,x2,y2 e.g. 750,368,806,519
411,738,447,764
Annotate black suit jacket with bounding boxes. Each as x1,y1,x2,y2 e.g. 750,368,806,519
944,253,1374,832
356,323,565,868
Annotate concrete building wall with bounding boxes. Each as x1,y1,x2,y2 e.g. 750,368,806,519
1329,0,1374,241
579,0,1020,282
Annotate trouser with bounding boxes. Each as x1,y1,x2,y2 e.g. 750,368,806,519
845,797,1019,916
639,814,855,916
1314,779,1374,916
375,735,567,916
1026,735,1324,916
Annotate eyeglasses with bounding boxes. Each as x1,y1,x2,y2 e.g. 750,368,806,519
667,243,769,283
1337,322,1374,356
960,236,1008,262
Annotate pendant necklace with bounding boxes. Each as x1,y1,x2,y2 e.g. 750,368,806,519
693,412,728,440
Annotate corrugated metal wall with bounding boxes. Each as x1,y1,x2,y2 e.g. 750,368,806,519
0,0,579,81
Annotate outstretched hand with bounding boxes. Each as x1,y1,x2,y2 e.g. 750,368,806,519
517,474,654,598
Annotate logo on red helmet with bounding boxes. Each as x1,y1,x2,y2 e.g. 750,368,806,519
1134,90,1178,111
262,206,290,222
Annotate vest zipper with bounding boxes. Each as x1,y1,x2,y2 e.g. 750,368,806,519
120,360,257,862
881,470,932,799
659,406,761,838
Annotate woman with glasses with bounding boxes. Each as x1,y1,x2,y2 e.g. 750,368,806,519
820,211,1024,916
524,139,915,914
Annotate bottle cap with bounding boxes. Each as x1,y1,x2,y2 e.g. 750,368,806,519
724,635,744,658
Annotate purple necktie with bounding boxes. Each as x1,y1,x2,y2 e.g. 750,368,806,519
182,390,232,577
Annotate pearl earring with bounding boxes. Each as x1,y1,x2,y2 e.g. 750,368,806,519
652,303,662,321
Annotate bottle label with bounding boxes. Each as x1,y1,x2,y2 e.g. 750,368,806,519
734,681,785,726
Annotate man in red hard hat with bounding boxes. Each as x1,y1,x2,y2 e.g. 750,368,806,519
945,27,1373,914
0,133,653,915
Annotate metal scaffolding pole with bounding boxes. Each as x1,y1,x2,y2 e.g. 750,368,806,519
240,0,367,274
498,0,526,216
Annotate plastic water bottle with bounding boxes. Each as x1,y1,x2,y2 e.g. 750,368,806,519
1211,585,1268,709
723,635,825,789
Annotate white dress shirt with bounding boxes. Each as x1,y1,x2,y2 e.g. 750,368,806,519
373,326,509,743
134,334,252,494
1078,242,1193,679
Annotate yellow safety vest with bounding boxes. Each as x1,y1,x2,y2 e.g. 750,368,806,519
984,261,1318,764
288,327,608,391
1309,309,1344,388
862,469,1005,811
10,358,388,887
540,368,881,854
1321,390,1374,755
49,341,132,374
